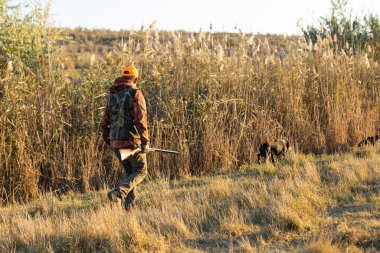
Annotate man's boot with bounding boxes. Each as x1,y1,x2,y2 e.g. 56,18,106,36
107,189,122,205
124,200,135,211
124,190,136,211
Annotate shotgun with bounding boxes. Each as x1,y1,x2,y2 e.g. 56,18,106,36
119,147,179,161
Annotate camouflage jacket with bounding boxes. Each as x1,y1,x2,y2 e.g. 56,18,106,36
101,77,149,148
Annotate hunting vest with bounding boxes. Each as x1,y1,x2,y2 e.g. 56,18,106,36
107,87,139,142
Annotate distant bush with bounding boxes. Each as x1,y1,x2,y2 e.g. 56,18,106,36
303,0,380,60
0,0,63,73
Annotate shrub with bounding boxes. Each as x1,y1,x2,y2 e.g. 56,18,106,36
303,0,380,60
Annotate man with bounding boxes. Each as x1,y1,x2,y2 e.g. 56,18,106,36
101,65,149,210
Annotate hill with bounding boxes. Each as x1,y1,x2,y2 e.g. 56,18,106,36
60,27,294,76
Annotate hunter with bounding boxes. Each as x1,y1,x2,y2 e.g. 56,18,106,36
101,65,149,210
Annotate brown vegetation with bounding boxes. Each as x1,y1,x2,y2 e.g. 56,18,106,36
1,1,380,205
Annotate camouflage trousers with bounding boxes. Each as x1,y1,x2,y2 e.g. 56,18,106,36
112,148,148,209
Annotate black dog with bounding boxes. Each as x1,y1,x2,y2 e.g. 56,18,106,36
357,135,379,147
257,140,290,164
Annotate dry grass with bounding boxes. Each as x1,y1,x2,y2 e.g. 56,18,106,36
1,149,379,252
1,1,380,203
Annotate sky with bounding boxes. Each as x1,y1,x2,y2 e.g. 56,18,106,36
9,0,380,34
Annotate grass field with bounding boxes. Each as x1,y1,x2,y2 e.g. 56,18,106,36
1,2,380,252
1,147,379,252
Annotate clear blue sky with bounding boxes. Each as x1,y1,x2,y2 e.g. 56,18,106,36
10,0,380,34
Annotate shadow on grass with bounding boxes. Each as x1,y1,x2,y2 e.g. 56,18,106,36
26,192,105,218
184,230,264,252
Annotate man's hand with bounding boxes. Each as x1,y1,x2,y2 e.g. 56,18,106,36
141,144,149,153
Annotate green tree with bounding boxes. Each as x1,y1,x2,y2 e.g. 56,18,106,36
0,0,62,75
303,0,380,60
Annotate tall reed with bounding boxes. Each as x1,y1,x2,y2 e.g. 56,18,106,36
1,1,379,203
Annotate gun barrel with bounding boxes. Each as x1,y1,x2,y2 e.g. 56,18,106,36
148,148,179,154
